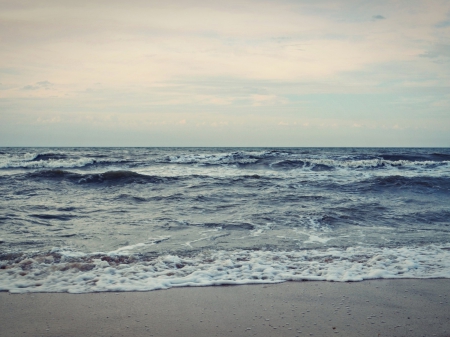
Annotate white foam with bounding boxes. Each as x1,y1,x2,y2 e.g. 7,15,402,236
1,245,449,293
0,152,120,169
163,150,450,172
166,153,257,165
304,234,331,244
30,158,95,169
271,157,450,171
163,150,290,166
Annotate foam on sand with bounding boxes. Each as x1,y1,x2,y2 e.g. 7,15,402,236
1,244,449,293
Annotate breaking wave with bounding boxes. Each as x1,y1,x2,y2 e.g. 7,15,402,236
1,245,449,293
0,152,125,169
160,150,450,171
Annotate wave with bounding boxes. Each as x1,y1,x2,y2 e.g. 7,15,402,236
160,150,450,171
25,170,181,185
270,161,334,171
0,152,126,169
361,175,450,191
270,158,450,171
14,168,450,193
22,170,278,186
162,150,290,165
0,245,449,293
381,153,450,162
3,149,449,172
31,153,69,161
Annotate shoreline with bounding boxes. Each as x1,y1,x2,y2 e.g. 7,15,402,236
1,279,449,337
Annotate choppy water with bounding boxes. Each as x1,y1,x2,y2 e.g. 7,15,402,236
1,147,449,293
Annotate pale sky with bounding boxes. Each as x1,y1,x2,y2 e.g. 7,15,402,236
1,0,449,146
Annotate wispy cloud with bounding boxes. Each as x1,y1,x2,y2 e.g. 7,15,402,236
21,81,53,91
436,20,450,28
420,44,450,59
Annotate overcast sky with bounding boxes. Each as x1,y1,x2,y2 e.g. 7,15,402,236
1,0,449,146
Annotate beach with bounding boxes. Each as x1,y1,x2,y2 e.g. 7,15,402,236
1,148,450,336
1,279,449,337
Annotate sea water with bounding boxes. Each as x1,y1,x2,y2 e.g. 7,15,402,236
0,147,449,293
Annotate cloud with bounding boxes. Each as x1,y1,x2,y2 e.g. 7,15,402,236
36,81,52,87
0,83,11,90
372,15,386,20
420,44,450,59
0,68,20,75
22,85,39,90
1,0,450,146
21,81,53,90
436,20,450,28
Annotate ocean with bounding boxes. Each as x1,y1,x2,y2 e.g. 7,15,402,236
0,147,449,293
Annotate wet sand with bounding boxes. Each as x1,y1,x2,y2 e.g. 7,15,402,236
1,279,449,337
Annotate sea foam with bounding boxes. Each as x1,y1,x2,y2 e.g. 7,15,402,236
1,245,449,293
0,152,121,169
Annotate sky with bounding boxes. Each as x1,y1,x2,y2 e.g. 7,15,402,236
0,0,449,147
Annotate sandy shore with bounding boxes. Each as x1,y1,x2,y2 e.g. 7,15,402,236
1,279,449,337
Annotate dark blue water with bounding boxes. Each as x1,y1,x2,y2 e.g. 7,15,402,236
0,148,449,293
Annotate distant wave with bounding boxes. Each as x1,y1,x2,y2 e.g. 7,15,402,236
159,150,450,171
361,175,450,191
25,170,181,185
270,158,450,171
21,170,278,187
12,166,450,192
0,152,127,169
161,150,290,165
270,160,334,171
381,153,450,162
31,153,69,161
2,150,449,171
